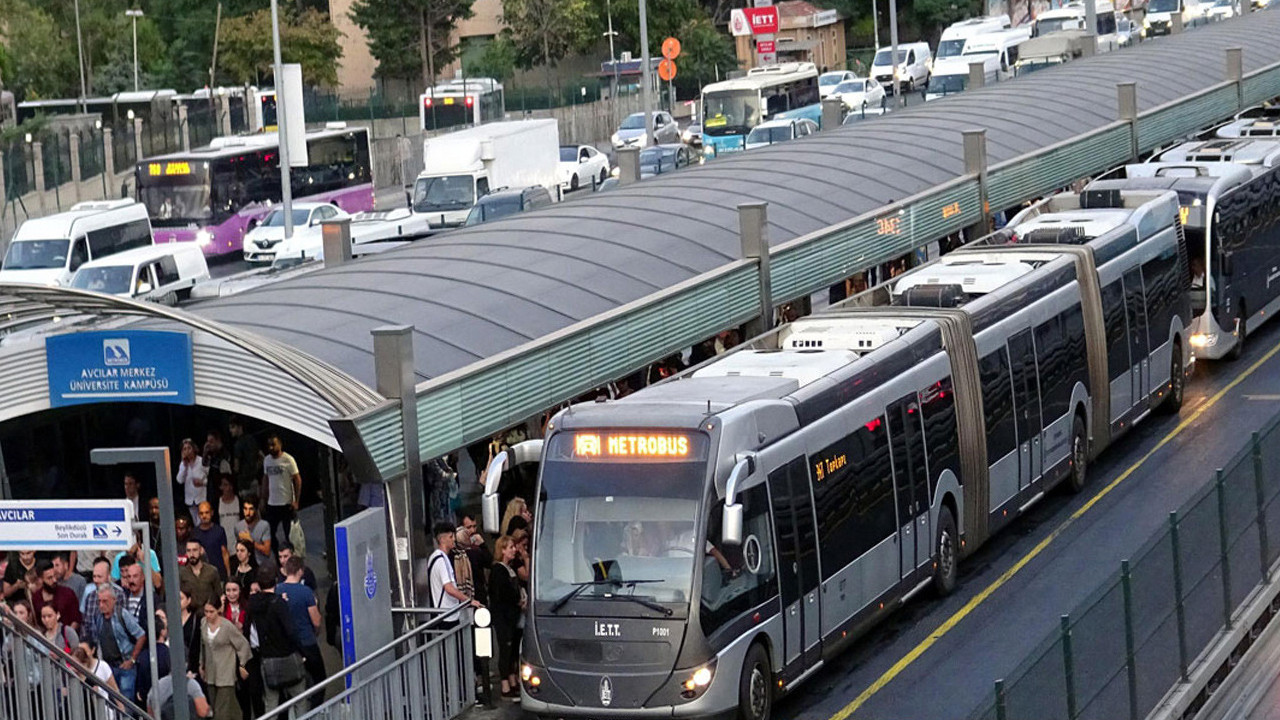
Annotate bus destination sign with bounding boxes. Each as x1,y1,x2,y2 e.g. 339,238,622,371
574,433,692,459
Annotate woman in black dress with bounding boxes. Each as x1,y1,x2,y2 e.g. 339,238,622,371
489,536,524,699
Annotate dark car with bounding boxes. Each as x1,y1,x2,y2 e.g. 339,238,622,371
639,144,694,179
463,186,554,226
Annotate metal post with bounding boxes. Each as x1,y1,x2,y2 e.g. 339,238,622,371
1217,469,1234,629
133,117,144,163
126,9,144,92
617,146,641,185
888,0,901,105
270,0,294,240
1170,511,1189,681
1117,83,1138,162
821,97,843,130
136,520,161,707
871,0,879,48
1084,0,1098,51
69,132,82,204
321,217,352,266
639,0,655,147
1227,48,1244,111
1253,432,1271,582
74,0,88,111
32,141,46,215
1121,560,1139,720
1061,614,1077,720
103,127,115,179
178,105,190,153
995,679,1007,720
371,326,423,610
964,129,990,238
739,202,773,337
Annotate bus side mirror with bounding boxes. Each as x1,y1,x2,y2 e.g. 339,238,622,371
722,504,744,546
482,450,508,535
720,454,755,546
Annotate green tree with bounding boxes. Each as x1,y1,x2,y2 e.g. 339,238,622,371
468,36,518,81
500,0,595,94
0,0,79,99
671,16,735,93
350,0,475,91
218,8,343,86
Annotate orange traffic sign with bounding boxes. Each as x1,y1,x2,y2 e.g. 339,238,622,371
658,58,678,82
662,37,681,60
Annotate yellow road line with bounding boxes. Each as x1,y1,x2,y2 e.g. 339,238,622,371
829,339,1280,720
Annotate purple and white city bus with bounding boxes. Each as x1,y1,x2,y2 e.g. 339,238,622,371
135,126,374,257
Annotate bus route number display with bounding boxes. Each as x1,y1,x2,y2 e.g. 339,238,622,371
148,161,192,177
574,433,691,459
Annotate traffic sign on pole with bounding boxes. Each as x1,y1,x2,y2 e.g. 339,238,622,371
0,500,135,550
658,59,678,82
662,37,681,60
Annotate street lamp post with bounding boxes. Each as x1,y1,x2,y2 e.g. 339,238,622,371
639,0,655,147
605,0,620,126
90,447,189,720
269,0,295,239
74,0,88,111
126,9,144,92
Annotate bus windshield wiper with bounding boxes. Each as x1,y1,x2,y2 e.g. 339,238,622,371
603,589,674,617
549,579,662,615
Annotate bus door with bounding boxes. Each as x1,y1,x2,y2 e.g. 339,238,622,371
888,394,932,578
1123,268,1151,407
1008,329,1044,490
766,456,821,668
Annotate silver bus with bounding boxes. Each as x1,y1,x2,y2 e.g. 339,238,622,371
482,188,1189,720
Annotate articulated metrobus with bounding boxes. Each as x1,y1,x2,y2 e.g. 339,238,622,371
135,126,373,257
1088,136,1280,360
481,187,1189,720
700,63,820,157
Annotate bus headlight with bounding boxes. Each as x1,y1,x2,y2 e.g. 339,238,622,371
682,661,716,695
196,229,213,246
1190,333,1216,348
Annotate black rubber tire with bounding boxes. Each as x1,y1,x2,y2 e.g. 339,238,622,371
570,174,579,191
738,643,772,720
1159,341,1185,413
932,506,958,597
599,168,608,184
1229,304,1246,361
1065,414,1089,494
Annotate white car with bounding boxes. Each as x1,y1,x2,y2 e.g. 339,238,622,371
558,145,611,191
744,118,819,150
819,71,858,98
831,78,886,112
1206,0,1238,19
244,202,347,264
611,111,680,149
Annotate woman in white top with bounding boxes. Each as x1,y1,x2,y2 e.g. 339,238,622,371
74,641,118,700
176,438,208,522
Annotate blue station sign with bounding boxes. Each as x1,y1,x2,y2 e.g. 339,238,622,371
46,330,195,407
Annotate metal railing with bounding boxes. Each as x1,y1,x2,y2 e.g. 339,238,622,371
0,604,151,720
967,409,1280,720
259,605,476,720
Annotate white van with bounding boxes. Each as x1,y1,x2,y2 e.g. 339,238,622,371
1032,1,1120,52
870,42,934,92
1144,0,1207,35
935,15,1012,60
69,243,209,305
927,27,1030,100
0,200,152,287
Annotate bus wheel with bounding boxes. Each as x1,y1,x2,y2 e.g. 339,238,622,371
1159,342,1185,413
1066,414,1088,494
1229,306,1247,361
932,506,958,597
739,644,772,720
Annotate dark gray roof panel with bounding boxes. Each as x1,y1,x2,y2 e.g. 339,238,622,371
190,13,1280,388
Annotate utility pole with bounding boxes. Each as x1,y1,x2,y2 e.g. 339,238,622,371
639,0,655,147
606,0,620,127
270,0,295,239
888,0,900,105
210,3,223,89
126,9,145,92
871,0,879,50
74,0,88,110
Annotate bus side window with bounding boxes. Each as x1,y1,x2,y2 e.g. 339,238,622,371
979,349,1017,462
920,376,959,494
1033,315,1069,425
811,416,894,577
700,484,776,639
1101,280,1129,381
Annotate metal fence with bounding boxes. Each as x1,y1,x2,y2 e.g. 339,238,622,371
0,605,151,720
260,606,477,720
967,409,1280,720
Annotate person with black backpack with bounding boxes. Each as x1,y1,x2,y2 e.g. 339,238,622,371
248,563,308,712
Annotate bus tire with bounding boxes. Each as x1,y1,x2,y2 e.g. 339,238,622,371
738,643,772,720
932,506,958,597
1229,304,1246,361
1159,340,1185,413
1065,413,1088,494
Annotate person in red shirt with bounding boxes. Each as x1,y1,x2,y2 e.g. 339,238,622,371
31,558,83,631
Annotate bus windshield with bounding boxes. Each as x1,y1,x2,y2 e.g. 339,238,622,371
71,266,133,295
413,175,475,212
535,432,710,607
138,162,213,226
2,239,69,270
702,90,762,136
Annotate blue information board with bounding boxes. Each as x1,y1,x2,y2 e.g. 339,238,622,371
46,330,195,407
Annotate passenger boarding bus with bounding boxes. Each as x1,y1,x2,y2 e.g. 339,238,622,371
479,187,1188,720
420,78,506,131
1089,138,1280,360
700,63,819,157
135,126,374,257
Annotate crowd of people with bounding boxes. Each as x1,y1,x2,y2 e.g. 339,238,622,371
0,417,333,720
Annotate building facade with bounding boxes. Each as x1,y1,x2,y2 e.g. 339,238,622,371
733,0,846,72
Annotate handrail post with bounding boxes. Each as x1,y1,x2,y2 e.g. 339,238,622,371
739,201,773,337
1118,82,1138,162
1122,559,1139,720
1062,614,1077,720
1253,432,1271,582
1217,468,1234,630
963,129,990,239
1171,511,1189,680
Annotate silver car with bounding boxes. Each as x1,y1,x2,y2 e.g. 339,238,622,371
611,111,681,149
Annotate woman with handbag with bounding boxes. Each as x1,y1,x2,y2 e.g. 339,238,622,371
200,596,251,720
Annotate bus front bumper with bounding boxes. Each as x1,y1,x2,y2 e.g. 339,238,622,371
1189,312,1236,360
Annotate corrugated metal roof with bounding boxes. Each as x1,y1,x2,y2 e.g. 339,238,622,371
187,13,1280,390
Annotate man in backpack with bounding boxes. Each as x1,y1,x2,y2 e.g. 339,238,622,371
148,674,211,719
96,585,147,702
425,521,482,613
250,564,308,711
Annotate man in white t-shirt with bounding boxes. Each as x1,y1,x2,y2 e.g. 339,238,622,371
424,522,482,612
259,434,301,553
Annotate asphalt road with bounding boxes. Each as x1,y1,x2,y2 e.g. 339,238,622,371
776,318,1280,720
